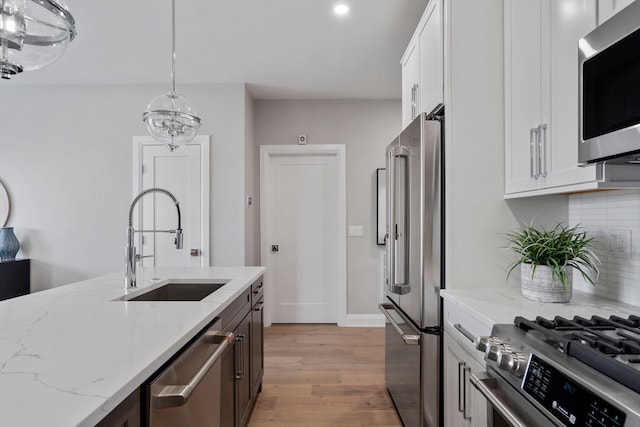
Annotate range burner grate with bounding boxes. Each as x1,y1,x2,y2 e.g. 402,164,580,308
515,314,640,394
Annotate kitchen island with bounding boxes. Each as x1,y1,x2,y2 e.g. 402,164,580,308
0,266,265,427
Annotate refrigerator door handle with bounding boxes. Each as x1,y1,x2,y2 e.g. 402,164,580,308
379,303,420,345
387,146,410,295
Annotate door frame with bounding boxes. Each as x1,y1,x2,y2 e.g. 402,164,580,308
260,144,347,327
132,135,211,266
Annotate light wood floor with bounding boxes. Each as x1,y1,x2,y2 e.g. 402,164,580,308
247,324,402,427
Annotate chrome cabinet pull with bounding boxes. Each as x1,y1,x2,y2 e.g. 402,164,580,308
458,362,465,413
539,123,547,178
453,323,475,343
470,372,528,427
530,127,540,179
152,332,233,408
463,365,472,420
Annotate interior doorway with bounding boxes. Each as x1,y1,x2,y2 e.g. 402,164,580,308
132,136,210,268
260,145,347,326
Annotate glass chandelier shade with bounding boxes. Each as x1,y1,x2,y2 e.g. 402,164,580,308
143,0,201,151
0,0,76,79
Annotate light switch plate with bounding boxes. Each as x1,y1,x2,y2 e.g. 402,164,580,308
348,226,364,237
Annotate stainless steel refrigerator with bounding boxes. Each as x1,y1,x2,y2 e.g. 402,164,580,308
379,105,444,427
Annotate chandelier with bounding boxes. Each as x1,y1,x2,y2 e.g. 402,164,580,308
0,0,76,79
142,0,201,151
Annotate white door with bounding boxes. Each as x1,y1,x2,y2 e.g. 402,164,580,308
133,136,210,267
260,145,347,325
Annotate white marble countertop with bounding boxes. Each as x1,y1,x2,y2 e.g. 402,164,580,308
0,266,265,427
441,286,639,328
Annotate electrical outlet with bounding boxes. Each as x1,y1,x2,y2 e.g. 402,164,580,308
607,229,631,259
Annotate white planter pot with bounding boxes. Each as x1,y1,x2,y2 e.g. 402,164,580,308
521,263,572,303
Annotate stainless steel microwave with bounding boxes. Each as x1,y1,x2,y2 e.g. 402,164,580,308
579,1,640,165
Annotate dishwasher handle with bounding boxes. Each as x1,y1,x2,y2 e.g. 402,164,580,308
470,371,528,427
379,303,420,345
153,331,234,409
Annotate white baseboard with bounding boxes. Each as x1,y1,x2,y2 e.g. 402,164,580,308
339,313,385,327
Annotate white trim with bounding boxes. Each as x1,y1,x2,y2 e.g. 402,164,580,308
132,136,211,266
343,314,385,328
260,144,347,327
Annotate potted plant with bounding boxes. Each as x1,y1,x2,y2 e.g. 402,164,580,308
506,223,600,303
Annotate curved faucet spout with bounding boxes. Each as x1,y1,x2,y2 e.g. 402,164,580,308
125,187,183,289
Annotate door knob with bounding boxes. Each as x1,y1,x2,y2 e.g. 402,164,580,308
271,245,279,252
190,249,200,256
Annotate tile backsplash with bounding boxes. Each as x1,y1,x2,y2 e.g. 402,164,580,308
569,190,640,307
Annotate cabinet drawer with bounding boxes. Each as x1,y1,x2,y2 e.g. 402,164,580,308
220,288,251,332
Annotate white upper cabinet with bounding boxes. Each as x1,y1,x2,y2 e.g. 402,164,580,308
598,0,635,24
401,43,420,128
505,0,599,195
401,0,443,128
504,0,640,197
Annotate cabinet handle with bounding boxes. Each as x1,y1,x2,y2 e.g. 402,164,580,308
235,333,245,379
463,365,472,420
539,123,547,178
453,323,475,343
529,127,539,179
458,362,465,413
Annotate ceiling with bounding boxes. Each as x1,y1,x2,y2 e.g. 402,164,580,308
10,0,428,99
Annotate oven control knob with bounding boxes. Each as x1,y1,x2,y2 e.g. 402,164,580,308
474,336,501,353
487,344,512,362
497,352,528,377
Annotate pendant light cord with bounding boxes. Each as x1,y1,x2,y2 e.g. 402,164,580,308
171,0,176,94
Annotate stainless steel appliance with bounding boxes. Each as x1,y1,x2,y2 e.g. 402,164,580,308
472,314,640,426
579,1,640,165
145,318,234,427
379,105,444,427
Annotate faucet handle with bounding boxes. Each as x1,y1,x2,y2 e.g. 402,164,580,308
175,229,184,249
135,254,154,262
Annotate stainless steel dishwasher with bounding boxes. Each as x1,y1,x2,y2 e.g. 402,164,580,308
145,318,233,427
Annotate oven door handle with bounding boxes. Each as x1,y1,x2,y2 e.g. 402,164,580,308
152,331,234,409
470,371,528,427
379,303,420,345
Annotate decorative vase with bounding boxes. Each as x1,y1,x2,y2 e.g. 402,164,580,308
0,227,20,262
521,263,572,303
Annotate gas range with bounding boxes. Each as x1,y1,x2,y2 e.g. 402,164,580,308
473,314,640,427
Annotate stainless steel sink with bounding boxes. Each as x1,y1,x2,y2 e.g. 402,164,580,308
122,281,229,301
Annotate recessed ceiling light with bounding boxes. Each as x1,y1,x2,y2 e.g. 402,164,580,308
334,4,350,16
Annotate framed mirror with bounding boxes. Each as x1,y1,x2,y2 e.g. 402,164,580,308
0,180,10,227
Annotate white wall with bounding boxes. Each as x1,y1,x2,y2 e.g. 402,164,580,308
0,83,249,292
254,99,401,315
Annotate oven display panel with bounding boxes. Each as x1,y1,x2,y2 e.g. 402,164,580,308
522,355,626,426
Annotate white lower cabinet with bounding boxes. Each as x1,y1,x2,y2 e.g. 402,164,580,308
444,332,487,427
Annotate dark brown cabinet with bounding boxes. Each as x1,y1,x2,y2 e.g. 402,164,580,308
0,259,30,301
219,276,264,427
96,389,141,427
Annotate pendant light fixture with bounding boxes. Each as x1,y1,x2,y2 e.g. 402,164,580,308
142,0,201,151
0,0,76,79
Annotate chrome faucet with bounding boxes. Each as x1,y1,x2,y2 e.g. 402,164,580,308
125,188,183,289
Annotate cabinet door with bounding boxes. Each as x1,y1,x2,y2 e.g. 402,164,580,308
402,42,420,128
443,333,487,427
419,0,443,115
236,313,253,427
505,0,544,194
251,298,264,398
598,0,634,23
543,0,599,188
220,340,237,427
